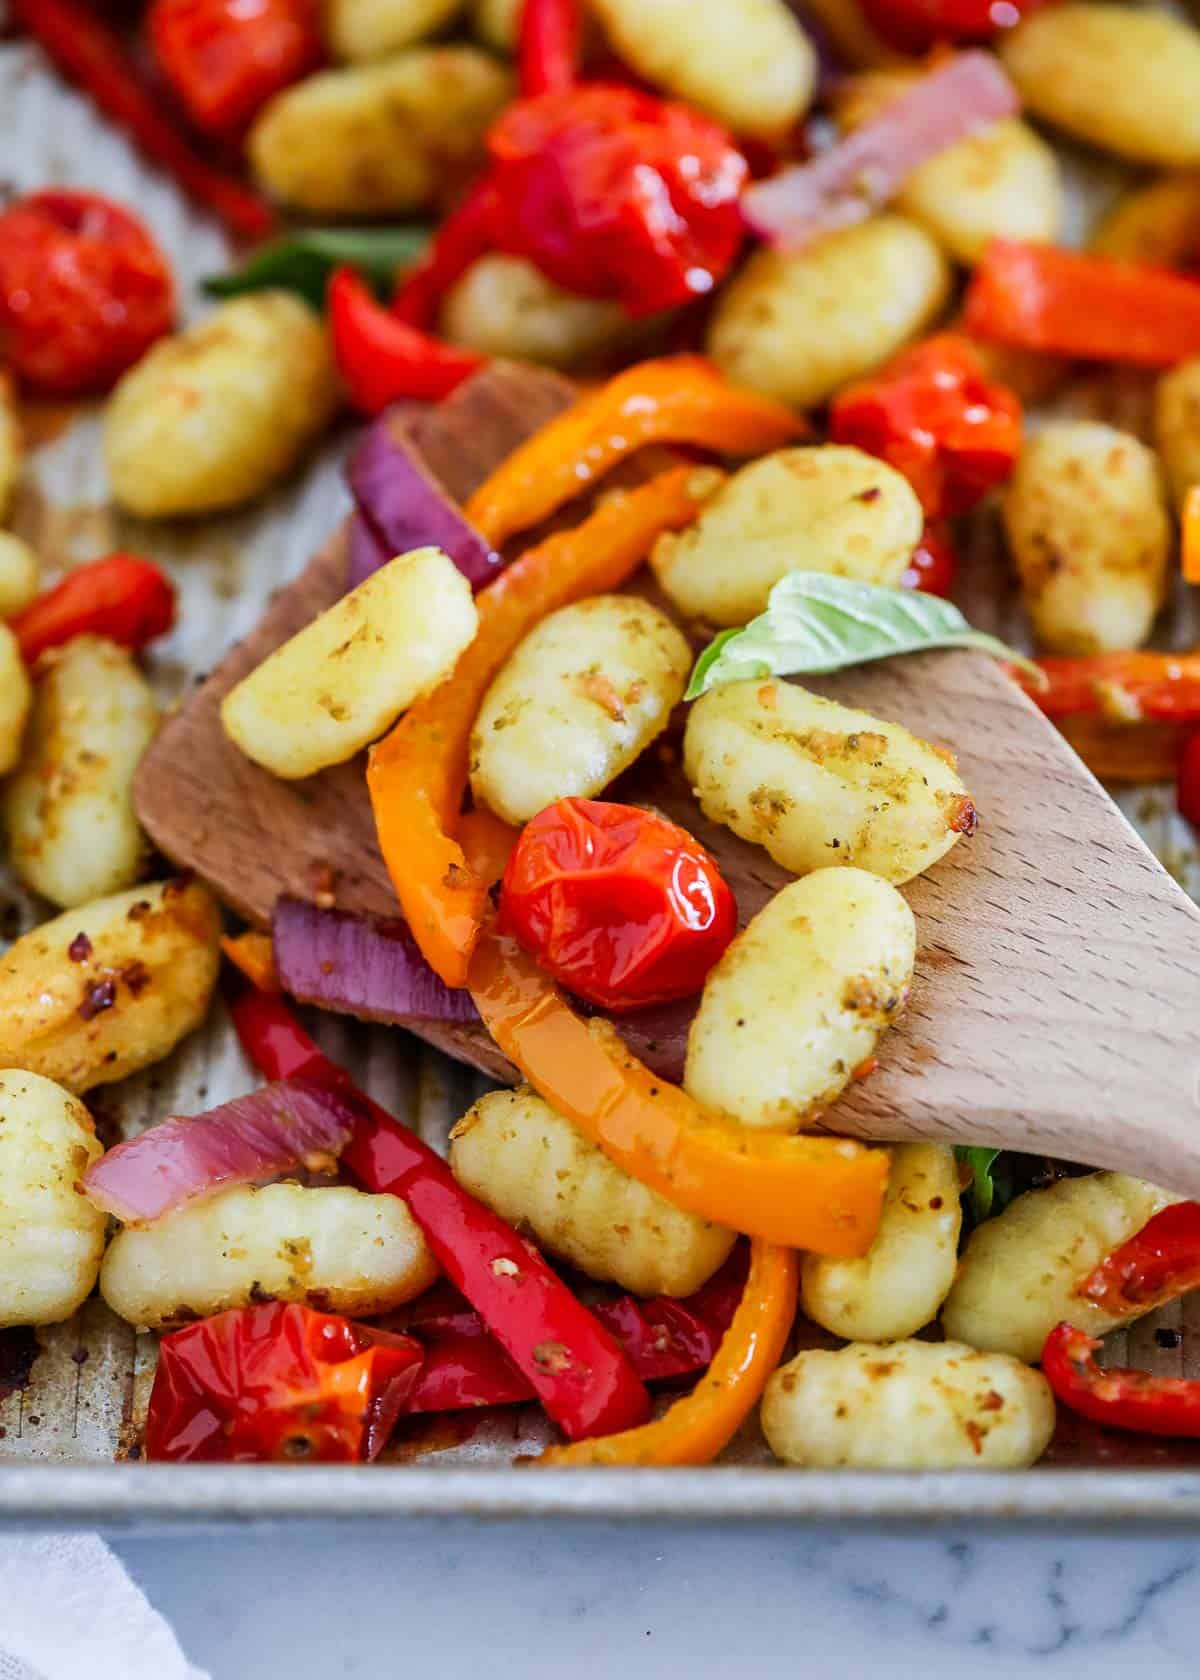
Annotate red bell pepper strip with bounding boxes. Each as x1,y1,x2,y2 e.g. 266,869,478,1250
1075,1201,1200,1319
519,0,583,97
11,554,176,665
1180,732,1200,829
1015,651,1200,725
392,178,499,332
328,266,485,412
964,240,1200,368
227,985,651,1440
1042,1321,1200,1439
10,0,276,242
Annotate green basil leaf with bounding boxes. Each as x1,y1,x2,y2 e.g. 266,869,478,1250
956,1145,1001,1222
204,226,431,311
685,572,1044,700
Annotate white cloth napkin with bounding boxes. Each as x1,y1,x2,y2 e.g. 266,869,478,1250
0,1533,208,1680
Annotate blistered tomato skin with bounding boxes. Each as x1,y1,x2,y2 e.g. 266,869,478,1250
0,191,174,396
499,798,738,1013
901,523,958,597
149,0,324,140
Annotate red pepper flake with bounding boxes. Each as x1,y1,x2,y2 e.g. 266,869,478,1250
78,978,117,1020
67,932,92,962
121,960,150,996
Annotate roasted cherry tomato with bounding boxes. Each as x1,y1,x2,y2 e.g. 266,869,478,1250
830,333,1022,519
145,1301,423,1463
12,553,176,665
0,190,174,396
900,523,958,597
486,86,748,317
147,0,323,139
499,797,738,1013
859,0,1044,53
1178,730,1200,830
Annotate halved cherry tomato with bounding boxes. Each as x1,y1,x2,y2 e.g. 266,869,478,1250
900,523,958,597
148,0,324,139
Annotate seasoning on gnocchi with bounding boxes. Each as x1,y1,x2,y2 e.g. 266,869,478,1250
0,622,32,778
222,546,478,780
441,256,633,371
325,0,467,62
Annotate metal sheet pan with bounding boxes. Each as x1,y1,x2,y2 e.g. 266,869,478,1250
4,35,1200,1528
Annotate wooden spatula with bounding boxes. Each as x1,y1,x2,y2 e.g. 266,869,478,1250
135,363,1200,1194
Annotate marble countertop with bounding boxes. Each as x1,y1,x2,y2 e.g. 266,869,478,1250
112,1521,1200,1678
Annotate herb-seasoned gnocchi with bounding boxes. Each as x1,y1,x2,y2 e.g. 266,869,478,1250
651,447,922,627
104,293,338,518
325,0,467,61
684,679,974,884
100,1182,438,1330
761,1340,1057,1469
941,1173,1178,1363
0,623,31,777
470,594,691,825
450,1086,736,1297
1002,421,1170,655
801,1144,961,1342
684,868,914,1130
442,256,633,371
0,534,40,619
1154,358,1200,513
0,1070,106,1329
0,879,221,1094
222,547,477,780
5,636,159,908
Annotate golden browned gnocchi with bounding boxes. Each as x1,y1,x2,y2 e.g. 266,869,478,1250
222,547,477,781
0,623,31,777
893,119,1061,266
100,1183,437,1331
684,868,914,1130
0,376,20,522
1000,5,1200,168
941,1172,1178,1364
684,679,974,884
1092,175,1200,268
104,293,338,518
1154,358,1200,512
450,1086,736,1297
706,216,951,408
651,447,922,627
761,1340,1056,1470
0,879,221,1094
441,256,633,371
801,1144,961,1342
0,1070,106,1328
5,636,159,908
1002,421,1170,655
470,594,691,825
248,50,511,215
325,0,466,60
470,0,519,49
0,534,41,619
589,0,815,138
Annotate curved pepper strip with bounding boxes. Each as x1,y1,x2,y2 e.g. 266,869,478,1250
1076,1201,1200,1319
1017,652,1200,724
1042,1322,1200,1439
329,267,485,411
463,356,802,548
228,985,651,1441
467,922,889,1253
367,464,722,988
539,1238,798,1466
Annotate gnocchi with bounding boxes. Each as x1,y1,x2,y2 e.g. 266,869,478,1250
0,533,40,618
651,446,922,626
1002,421,1170,655
0,622,31,777
450,1086,736,1298
684,868,914,1130
470,594,691,825
1154,357,1200,513
0,879,221,1094
222,547,477,780
706,216,951,409
941,1172,1178,1363
104,293,338,518
470,0,519,49
442,255,633,371
5,636,159,908
0,375,20,521
761,1340,1056,1470
326,0,466,60
589,0,815,138
1092,175,1200,268
801,1144,961,1342
100,1182,438,1331
683,679,974,884
248,50,511,215
1000,5,1200,168
0,1070,106,1328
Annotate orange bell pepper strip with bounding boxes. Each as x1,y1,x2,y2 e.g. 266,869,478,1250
1057,715,1182,785
367,464,722,988
539,1237,798,1467
964,241,1200,368
463,355,802,548
220,930,280,992
1015,651,1200,724
457,806,520,886
1184,486,1200,586
467,921,889,1253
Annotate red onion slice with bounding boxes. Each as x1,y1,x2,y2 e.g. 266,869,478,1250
346,409,502,591
83,1079,358,1224
273,895,480,1025
346,511,392,590
742,51,1019,251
